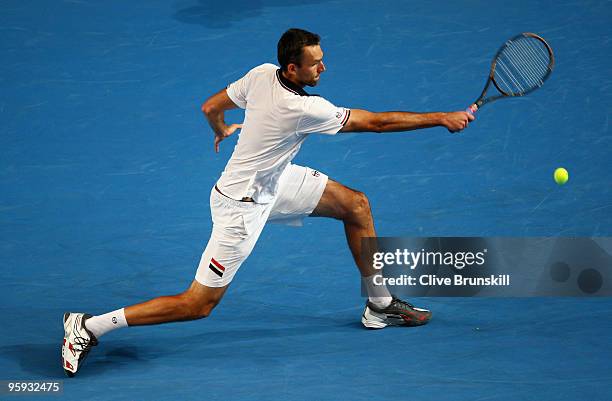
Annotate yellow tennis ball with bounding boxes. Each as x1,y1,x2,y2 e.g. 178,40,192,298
554,167,569,185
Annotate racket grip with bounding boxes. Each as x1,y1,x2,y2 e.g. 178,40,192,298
466,104,478,114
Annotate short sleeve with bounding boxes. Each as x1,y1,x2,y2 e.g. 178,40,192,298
226,70,253,109
297,96,351,135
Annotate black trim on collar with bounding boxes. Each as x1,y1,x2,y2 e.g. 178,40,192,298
276,69,311,96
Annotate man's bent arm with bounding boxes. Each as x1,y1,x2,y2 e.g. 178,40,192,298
341,109,474,134
201,89,242,152
201,89,238,135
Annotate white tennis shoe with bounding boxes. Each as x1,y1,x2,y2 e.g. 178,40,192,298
62,312,98,377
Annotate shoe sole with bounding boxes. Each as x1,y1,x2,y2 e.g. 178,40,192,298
361,307,389,329
361,314,388,329
62,313,76,378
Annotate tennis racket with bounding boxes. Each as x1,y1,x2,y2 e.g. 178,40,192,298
467,32,554,114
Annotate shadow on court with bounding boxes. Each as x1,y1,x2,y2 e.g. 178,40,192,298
0,344,65,378
173,0,332,28
0,343,152,378
0,319,366,378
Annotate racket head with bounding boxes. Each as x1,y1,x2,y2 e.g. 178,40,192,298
490,32,555,97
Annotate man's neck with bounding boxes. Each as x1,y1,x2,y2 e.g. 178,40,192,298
281,70,304,88
278,69,309,96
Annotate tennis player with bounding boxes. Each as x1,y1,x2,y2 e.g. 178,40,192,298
62,28,474,376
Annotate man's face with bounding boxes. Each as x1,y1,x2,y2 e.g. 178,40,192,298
294,45,326,87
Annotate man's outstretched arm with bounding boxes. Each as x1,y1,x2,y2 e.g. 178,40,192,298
201,89,243,152
341,109,474,134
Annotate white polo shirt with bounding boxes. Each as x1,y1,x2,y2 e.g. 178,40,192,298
218,63,350,204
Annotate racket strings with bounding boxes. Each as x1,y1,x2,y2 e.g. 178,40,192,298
494,37,552,95
509,39,549,83
499,49,545,92
503,43,547,87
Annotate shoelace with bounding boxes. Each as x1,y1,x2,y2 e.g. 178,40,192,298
391,297,416,311
72,333,95,353
71,317,97,354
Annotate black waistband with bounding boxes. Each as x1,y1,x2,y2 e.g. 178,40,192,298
214,185,254,202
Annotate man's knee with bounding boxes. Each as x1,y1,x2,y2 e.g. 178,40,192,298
312,180,372,222
192,299,219,319
180,295,220,320
346,190,371,222
180,282,226,320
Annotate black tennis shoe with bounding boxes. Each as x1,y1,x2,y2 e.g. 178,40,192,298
362,297,432,329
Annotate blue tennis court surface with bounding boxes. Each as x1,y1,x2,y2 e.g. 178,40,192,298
1,1,611,400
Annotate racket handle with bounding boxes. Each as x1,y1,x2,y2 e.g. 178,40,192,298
466,104,478,114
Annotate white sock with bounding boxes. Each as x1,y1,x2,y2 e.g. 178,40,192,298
363,274,392,308
85,308,128,339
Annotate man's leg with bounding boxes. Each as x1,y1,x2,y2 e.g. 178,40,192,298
85,264,232,340
63,188,272,376
310,178,432,329
310,179,378,277
124,280,227,325
61,280,227,376
82,280,226,344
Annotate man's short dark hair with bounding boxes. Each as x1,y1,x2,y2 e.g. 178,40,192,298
277,28,321,72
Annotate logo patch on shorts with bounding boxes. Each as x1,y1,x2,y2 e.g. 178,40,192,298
312,170,320,177
208,258,226,277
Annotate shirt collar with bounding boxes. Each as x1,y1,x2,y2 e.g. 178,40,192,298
276,69,310,96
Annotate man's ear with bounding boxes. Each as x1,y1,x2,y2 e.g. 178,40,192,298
287,63,298,75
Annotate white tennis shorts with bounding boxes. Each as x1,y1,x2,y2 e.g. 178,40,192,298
195,164,328,287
